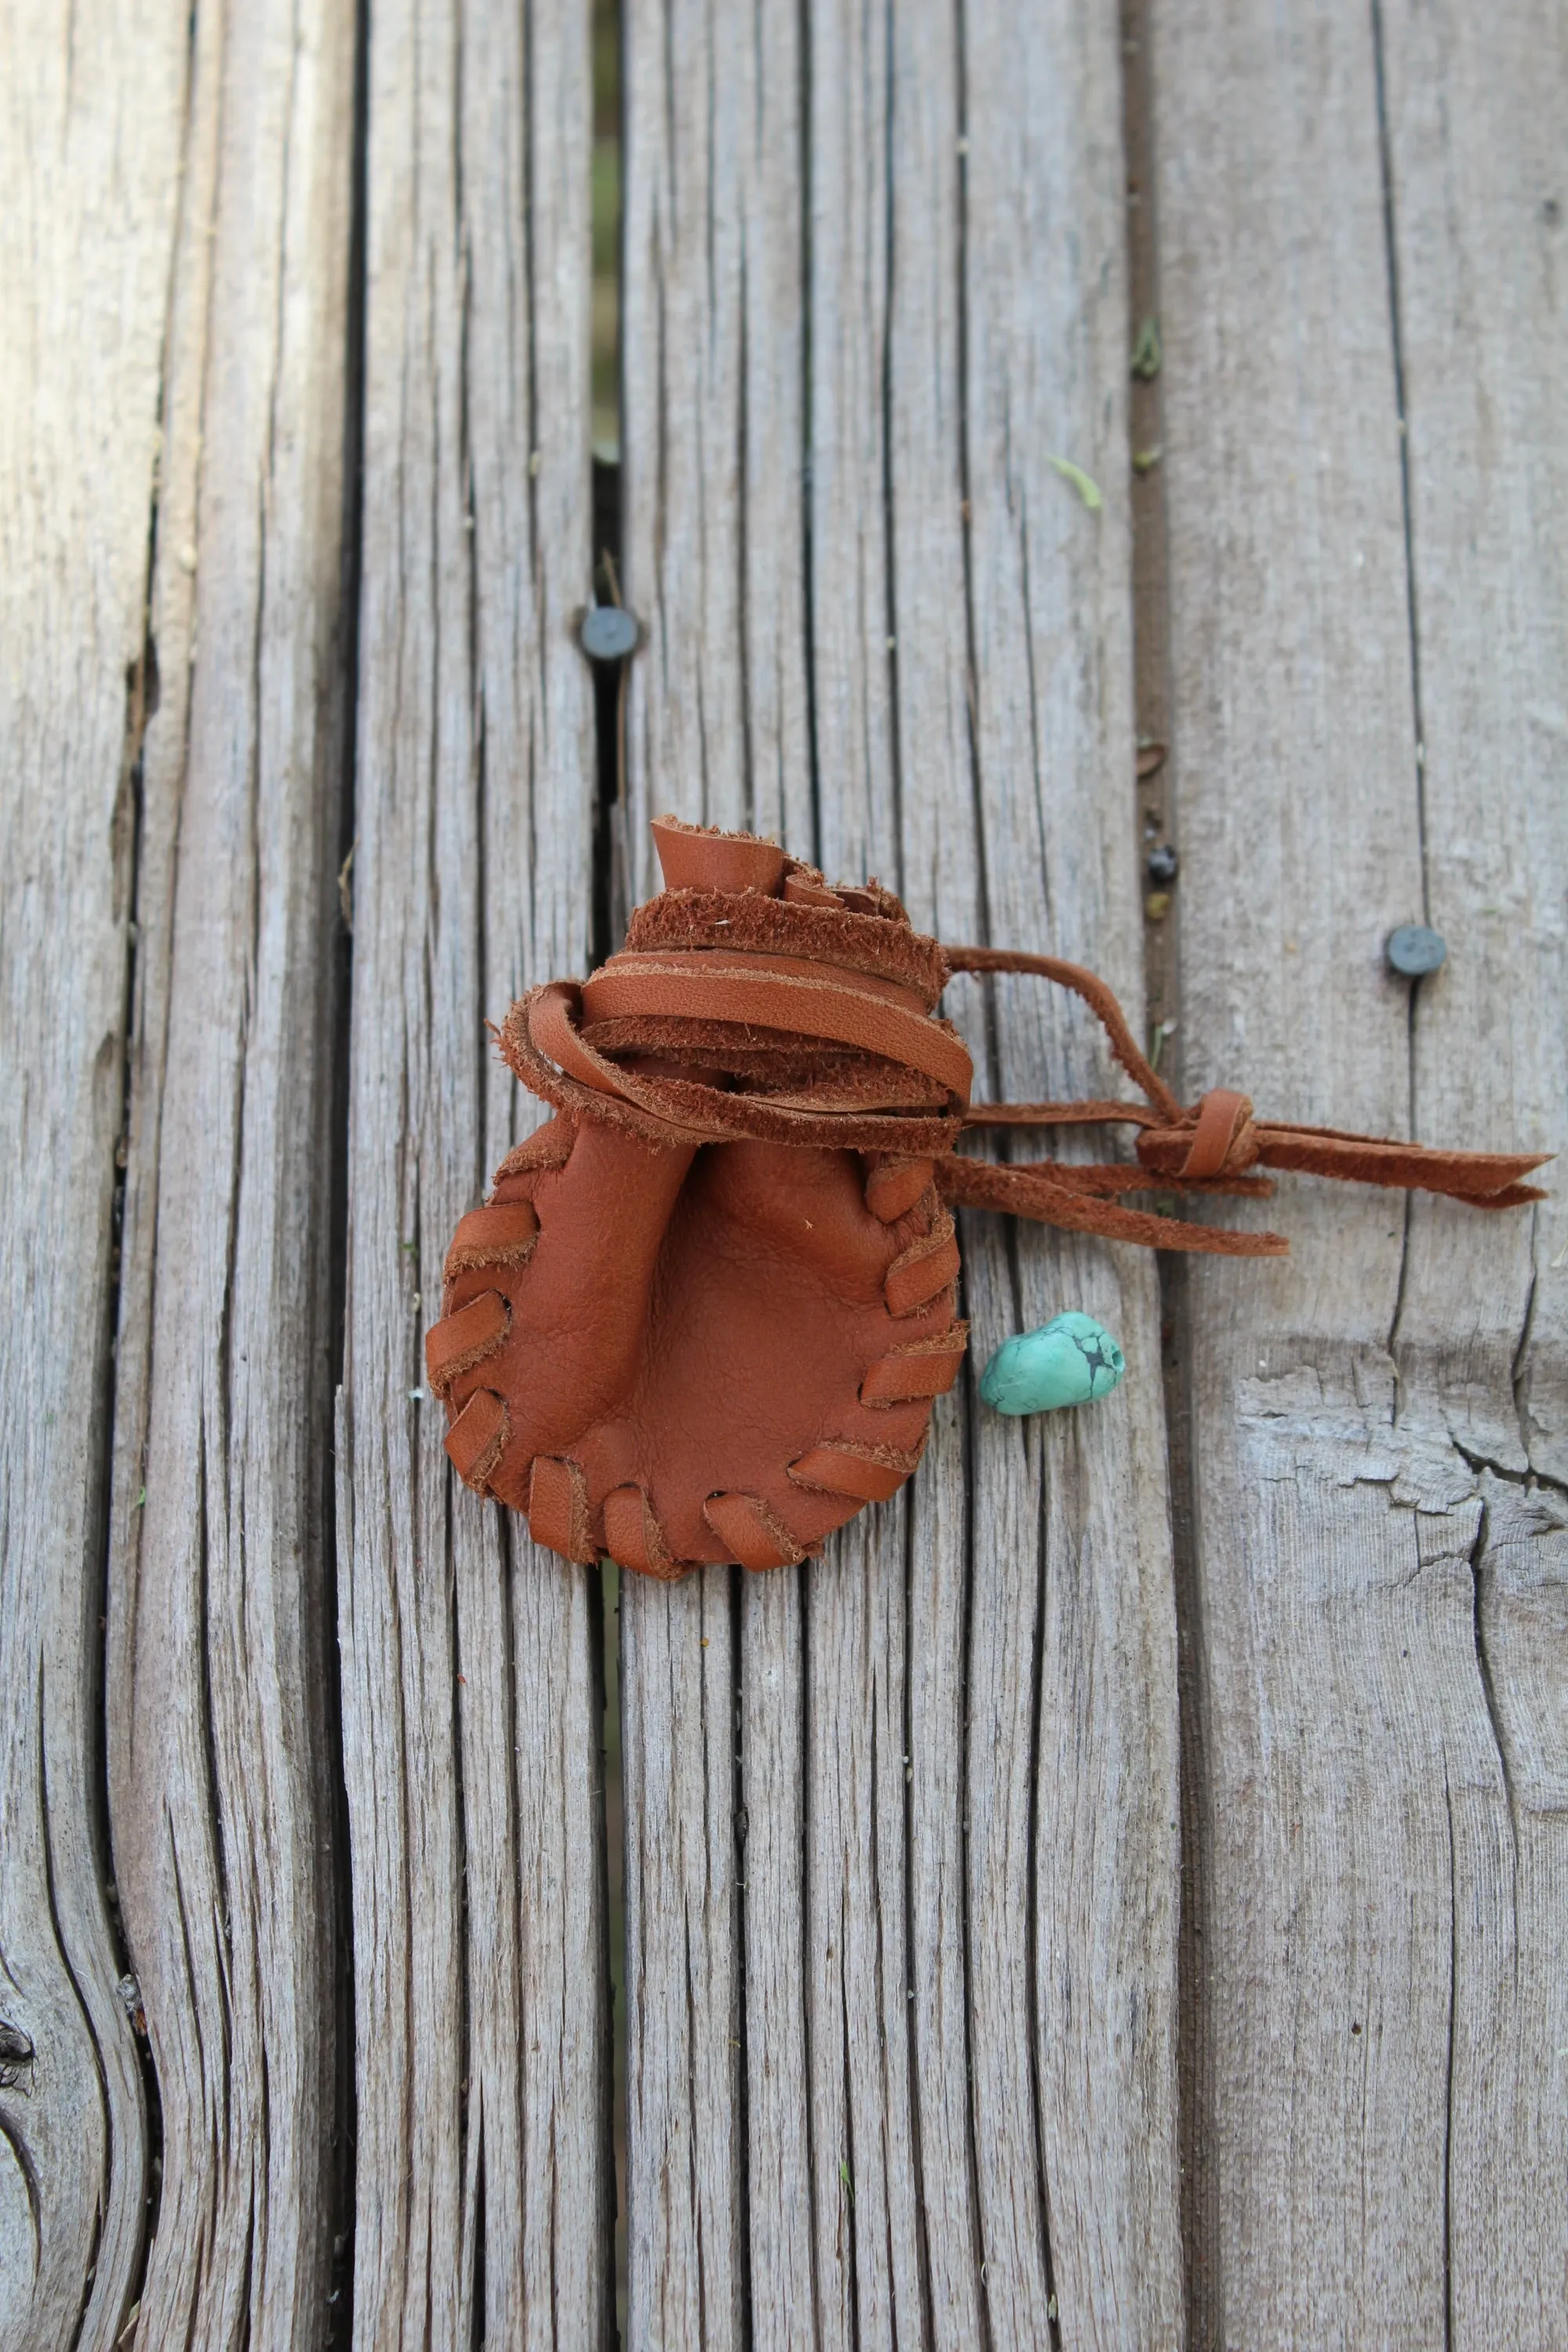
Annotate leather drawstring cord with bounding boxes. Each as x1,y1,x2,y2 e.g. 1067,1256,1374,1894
501,909,1550,1260
942,947,1549,1256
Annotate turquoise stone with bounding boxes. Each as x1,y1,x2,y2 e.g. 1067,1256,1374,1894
979,1312,1126,1415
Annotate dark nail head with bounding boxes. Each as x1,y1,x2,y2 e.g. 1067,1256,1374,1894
1386,924,1446,977
580,604,638,663
1147,843,1179,887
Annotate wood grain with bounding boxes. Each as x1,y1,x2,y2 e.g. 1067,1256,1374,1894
338,2,610,2343
619,2,1183,2342
1381,0,1568,2336
619,1572,744,2345
0,7,190,2344
955,11,1183,2328
1154,0,1568,2338
9,0,1563,2336
1154,0,1450,2327
618,2,810,2334
102,5,358,2343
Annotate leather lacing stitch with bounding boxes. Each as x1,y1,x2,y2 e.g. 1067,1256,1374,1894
428,866,1549,1557
427,1097,965,1555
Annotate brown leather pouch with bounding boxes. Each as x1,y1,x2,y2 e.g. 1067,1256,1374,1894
427,818,1548,1575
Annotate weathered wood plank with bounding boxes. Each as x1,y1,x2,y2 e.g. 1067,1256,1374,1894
1155,5,1454,2331
619,2,1183,2342
618,2,811,2336
1154,0,1568,2339
339,2,609,2343
102,4,358,2343
0,8,191,2343
795,22,963,2337
1380,2,1568,2336
618,1571,744,2345
957,8,1182,2336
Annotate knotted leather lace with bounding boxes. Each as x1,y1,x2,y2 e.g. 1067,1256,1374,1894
500,894,1548,1259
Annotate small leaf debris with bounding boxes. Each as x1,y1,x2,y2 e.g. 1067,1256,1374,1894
1131,445,1163,474
839,2159,855,2209
1047,456,1102,510
1149,1020,1177,1074
1131,316,1163,380
1136,739,1168,779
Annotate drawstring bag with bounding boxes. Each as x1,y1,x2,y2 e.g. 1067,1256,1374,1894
426,818,1547,1575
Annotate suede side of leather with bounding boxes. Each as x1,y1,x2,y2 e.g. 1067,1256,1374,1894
438,1120,957,1567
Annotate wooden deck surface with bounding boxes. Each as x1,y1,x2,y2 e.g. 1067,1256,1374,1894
2,2,1563,2347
